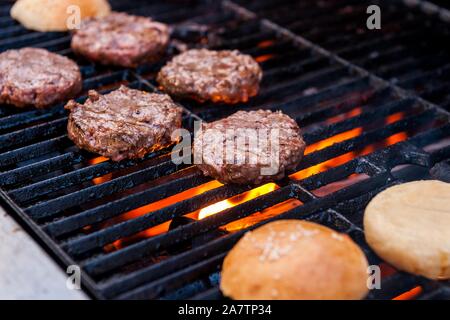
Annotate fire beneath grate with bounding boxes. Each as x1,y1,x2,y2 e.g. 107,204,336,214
0,0,449,300
238,0,450,112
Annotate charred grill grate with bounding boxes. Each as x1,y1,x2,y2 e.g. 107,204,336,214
237,0,450,112
0,0,449,299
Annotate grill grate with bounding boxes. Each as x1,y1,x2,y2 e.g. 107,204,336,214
0,0,449,299
237,0,450,112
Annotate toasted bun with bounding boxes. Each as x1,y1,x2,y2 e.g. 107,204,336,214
220,220,369,300
11,0,111,32
364,180,450,280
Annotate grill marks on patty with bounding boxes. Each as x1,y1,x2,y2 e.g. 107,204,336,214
194,110,306,184
157,49,262,104
65,86,183,161
0,48,82,108
71,12,170,67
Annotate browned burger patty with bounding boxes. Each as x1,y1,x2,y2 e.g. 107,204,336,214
0,48,82,108
193,110,306,184
71,12,170,67
157,49,262,104
65,85,183,161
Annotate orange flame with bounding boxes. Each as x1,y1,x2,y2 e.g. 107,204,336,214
379,263,422,300
197,183,278,220
257,40,275,48
91,160,283,250
290,127,363,180
255,54,275,63
290,108,409,181
222,198,301,233
327,107,362,124
125,180,223,224
386,112,408,146
88,156,112,184
106,182,301,251
100,107,411,251
106,180,222,250
196,183,302,233
393,286,422,300
290,108,363,180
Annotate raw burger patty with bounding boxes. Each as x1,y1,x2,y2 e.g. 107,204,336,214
71,12,170,67
65,85,183,161
0,48,82,108
193,110,306,184
157,49,262,104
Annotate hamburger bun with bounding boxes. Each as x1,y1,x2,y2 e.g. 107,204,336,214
364,180,450,280
11,0,111,32
220,220,369,300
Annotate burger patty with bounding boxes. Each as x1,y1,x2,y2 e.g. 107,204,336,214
157,49,262,104
71,12,170,67
65,86,183,161
193,110,306,184
0,48,82,108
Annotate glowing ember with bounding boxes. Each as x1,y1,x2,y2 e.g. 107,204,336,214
105,183,288,251
89,156,111,184
255,54,275,63
291,109,409,181
100,107,410,252
393,286,422,300
386,112,408,146
257,40,275,48
379,262,397,278
289,108,363,180
290,128,362,180
312,173,369,197
309,128,363,155
326,107,362,124
380,263,423,300
90,156,109,164
117,180,222,224
106,180,223,250
222,198,301,232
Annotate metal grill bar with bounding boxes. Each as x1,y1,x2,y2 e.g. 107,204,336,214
0,106,65,132
117,253,226,300
0,135,70,168
61,184,254,256
44,171,210,238
303,98,416,144
25,157,187,220
0,0,448,300
9,149,168,203
82,187,293,276
101,170,394,298
99,232,240,298
240,0,450,111
0,117,67,151
0,152,83,187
